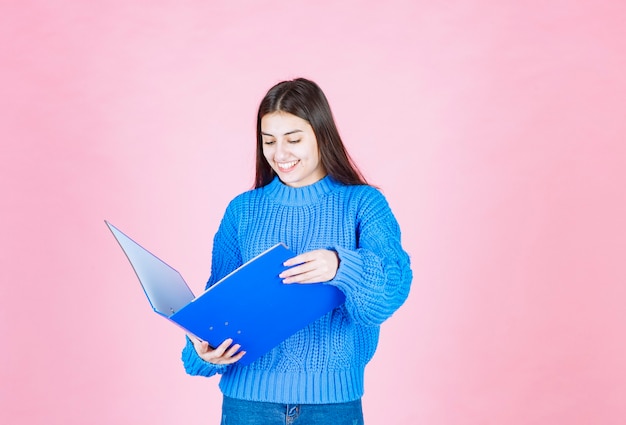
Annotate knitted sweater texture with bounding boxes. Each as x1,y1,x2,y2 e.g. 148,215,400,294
181,176,412,404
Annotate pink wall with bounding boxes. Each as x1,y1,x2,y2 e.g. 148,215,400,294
2,1,625,424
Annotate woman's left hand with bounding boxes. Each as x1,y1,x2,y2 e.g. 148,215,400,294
280,249,339,284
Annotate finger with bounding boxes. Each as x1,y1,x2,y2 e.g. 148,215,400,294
282,266,322,283
223,343,242,358
288,262,339,283
187,333,202,346
283,269,325,284
218,349,247,365
280,262,316,279
211,344,246,365
188,334,208,353
283,251,316,267
283,249,326,267
229,350,246,363
283,272,310,284
209,338,234,357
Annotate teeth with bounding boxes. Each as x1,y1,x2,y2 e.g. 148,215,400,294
278,160,298,170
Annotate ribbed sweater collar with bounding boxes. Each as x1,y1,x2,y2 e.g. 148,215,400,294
263,175,340,206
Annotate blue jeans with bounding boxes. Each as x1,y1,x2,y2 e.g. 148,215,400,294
221,395,364,425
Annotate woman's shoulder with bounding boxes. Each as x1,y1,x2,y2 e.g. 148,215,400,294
326,183,393,224
343,182,383,196
338,183,389,207
225,186,263,210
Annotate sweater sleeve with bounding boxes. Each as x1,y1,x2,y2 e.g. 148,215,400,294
330,188,412,327
181,198,243,377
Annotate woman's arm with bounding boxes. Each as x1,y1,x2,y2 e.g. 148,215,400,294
276,187,412,327
330,188,412,327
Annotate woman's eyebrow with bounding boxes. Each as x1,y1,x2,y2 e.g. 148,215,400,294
261,129,304,137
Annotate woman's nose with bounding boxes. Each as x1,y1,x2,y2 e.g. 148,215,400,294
274,141,289,160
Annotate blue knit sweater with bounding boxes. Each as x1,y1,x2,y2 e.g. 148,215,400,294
181,176,412,404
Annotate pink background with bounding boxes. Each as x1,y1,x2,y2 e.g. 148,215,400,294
2,1,625,424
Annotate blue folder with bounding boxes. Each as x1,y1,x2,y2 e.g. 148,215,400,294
105,221,346,366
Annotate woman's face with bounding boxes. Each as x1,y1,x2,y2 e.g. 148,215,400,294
261,111,326,188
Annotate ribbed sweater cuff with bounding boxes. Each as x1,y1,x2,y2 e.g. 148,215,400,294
331,246,364,293
219,367,364,404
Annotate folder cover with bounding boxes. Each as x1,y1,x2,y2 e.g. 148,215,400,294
106,221,346,366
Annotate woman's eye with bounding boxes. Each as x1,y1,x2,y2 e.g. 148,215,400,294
263,140,275,145
288,139,301,144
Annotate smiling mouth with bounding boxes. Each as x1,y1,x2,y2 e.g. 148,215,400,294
277,160,299,171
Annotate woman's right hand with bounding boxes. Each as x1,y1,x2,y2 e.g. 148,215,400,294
188,335,246,365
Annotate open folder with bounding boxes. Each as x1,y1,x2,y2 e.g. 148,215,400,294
105,221,346,366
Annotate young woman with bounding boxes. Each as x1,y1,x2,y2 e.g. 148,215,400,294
182,78,412,424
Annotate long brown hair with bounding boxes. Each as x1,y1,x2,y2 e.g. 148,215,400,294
254,78,368,188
